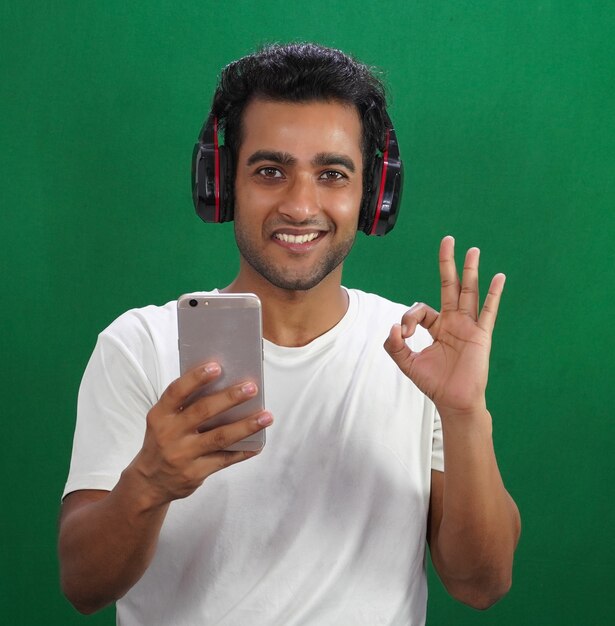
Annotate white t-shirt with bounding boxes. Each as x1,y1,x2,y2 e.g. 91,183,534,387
64,288,444,626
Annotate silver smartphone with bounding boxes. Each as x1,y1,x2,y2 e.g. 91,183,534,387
177,292,265,452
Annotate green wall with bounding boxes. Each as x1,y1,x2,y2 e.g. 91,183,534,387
1,1,613,624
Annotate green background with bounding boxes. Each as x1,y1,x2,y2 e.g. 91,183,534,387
1,1,613,624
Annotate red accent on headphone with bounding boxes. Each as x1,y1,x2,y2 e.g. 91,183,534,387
370,129,390,235
213,117,221,223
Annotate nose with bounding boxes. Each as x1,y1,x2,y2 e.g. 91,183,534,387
277,173,320,222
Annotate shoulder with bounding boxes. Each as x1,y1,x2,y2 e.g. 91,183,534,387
101,299,178,349
346,288,433,351
88,292,216,391
101,290,219,344
348,288,410,317
97,290,216,360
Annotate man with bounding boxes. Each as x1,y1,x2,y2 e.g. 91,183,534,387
59,43,520,625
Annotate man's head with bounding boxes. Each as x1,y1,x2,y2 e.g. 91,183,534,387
231,98,364,292
199,43,399,293
211,43,389,207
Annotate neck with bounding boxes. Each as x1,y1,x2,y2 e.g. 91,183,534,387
222,264,348,347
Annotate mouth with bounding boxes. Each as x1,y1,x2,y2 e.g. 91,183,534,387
273,231,320,244
271,229,326,251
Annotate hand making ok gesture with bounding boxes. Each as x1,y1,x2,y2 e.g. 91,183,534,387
384,235,506,418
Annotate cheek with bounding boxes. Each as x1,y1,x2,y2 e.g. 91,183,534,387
233,183,267,223
330,189,363,221
233,207,260,235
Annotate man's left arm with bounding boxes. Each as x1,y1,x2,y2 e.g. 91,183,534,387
427,425,520,609
384,235,521,609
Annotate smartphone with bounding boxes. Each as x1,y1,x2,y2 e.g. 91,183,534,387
177,292,265,452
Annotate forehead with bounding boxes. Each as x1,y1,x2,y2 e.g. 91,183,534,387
238,98,363,162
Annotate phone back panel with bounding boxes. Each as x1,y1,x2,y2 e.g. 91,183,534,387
177,293,265,451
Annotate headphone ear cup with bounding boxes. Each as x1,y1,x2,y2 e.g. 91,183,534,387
192,114,235,223
192,141,215,223
360,156,383,235
362,123,404,236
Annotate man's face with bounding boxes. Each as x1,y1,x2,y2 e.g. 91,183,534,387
232,98,364,291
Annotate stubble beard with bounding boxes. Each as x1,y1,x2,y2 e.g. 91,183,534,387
233,220,356,292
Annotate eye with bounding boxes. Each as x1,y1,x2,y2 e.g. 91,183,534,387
257,166,283,179
319,170,346,181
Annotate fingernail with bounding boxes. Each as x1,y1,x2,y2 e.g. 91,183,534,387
257,413,273,426
241,382,257,395
204,363,220,375
401,324,408,335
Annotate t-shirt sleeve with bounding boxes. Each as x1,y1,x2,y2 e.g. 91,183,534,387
62,324,159,499
431,406,444,472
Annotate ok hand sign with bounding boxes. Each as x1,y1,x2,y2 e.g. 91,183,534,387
384,236,505,418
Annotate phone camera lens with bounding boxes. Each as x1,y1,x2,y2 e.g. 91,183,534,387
189,299,198,307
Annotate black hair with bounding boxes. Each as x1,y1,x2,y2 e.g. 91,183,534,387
211,42,389,200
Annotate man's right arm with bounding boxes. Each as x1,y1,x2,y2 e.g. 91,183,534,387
58,362,273,614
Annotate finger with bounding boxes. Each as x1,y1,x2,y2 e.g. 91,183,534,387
181,380,260,432
198,411,273,455
193,448,261,479
383,304,439,373
383,323,416,375
400,302,440,339
158,362,222,413
458,247,480,319
439,236,460,312
478,273,506,334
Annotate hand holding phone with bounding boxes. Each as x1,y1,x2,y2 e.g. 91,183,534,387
129,361,272,507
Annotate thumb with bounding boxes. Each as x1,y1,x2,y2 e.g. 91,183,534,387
384,323,416,377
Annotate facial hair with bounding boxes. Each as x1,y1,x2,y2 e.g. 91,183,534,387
233,215,357,292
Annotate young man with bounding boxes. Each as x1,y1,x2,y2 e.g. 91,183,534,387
59,43,520,625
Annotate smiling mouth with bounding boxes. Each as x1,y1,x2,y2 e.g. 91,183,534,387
273,232,321,244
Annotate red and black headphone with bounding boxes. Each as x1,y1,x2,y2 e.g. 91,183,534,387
192,111,403,236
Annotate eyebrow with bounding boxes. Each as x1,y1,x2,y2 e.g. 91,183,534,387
246,150,296,166
312,152,356,173
245,150,356,173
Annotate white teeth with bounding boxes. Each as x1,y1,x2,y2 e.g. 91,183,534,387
275,232,319,244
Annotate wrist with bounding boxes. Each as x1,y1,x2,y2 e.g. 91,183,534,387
119,460,171,516
437,404,493,436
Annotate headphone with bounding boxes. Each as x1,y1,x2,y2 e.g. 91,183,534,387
192,110,403,236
